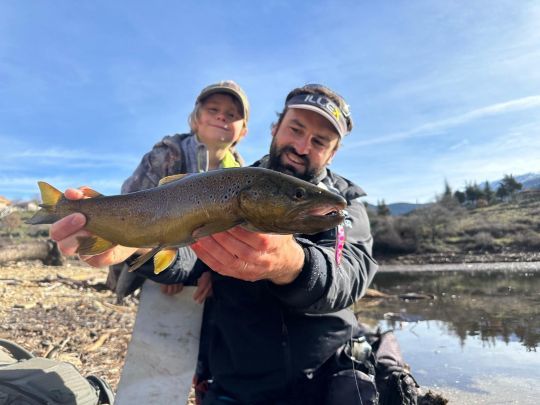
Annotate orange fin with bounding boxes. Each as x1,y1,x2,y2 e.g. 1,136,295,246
80,186,104,198
153,248,178,274
158,173,190,186
77,236,116,256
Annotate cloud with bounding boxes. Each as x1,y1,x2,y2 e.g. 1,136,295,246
348,95,540,148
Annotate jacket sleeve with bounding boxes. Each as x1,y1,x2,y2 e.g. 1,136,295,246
268,197,378,313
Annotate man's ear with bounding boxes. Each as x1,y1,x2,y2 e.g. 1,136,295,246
327,142,340,164
271,123,277,137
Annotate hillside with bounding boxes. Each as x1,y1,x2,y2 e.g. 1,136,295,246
369,193,540,264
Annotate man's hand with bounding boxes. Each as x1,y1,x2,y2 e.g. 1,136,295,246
191,227,305,285
49,187,138,268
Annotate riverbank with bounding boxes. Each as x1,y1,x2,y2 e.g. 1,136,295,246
377,250,540,266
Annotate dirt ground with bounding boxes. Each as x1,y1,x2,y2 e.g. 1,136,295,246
0,260,137,391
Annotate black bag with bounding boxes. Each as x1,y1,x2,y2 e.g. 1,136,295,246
367,329,419,405
324,327,419,405
0,339,114,405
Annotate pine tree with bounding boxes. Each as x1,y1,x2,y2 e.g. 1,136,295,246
377,199,391,216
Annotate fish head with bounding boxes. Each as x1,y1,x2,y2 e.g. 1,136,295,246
238,169,347,234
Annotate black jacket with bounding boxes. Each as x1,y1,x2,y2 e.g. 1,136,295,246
141,162,378,403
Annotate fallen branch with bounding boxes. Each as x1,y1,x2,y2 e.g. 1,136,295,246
0,240,64,266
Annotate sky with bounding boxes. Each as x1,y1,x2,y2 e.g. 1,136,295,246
1,0,539,204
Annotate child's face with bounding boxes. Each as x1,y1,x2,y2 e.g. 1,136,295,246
194,93,246,147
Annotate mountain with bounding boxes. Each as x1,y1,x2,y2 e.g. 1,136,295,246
490,172,540,190
366,202,426,216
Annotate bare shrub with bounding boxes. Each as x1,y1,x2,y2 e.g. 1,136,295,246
513,230,540,250
471,232,496,251
1,212,22,237
371,216,418,255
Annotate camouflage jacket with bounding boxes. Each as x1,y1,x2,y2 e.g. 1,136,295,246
121,132,244,193
106,132,244,297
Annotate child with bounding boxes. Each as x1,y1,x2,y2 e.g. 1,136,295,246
107,80,249,298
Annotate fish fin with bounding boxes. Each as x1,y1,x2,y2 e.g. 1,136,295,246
191,219,243,240
77,236,117,255
80,187,104,198
239,222,264,232
128,246,161,272
158,173,190,186
153,248,178,274
25,182,64,224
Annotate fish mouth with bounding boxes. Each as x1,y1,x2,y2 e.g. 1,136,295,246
304,204,345,220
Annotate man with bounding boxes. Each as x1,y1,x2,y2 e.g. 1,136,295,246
50,84,379,404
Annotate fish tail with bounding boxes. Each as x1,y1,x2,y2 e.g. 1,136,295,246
25,182,64,224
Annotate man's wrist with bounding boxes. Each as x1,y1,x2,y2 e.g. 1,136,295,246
269,240,305,285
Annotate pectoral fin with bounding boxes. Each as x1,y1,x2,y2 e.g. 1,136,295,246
153,248,178,274
77,236,117,255
192,219,243,240
158,173,190,186
128,246,161,272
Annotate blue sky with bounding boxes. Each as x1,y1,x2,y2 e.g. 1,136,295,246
1,0,539,204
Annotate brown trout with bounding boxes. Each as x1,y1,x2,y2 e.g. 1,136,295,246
27,167,347,273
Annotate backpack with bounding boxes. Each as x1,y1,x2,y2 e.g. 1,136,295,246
0,339,114,405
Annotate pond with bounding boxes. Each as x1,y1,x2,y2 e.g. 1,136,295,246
354,268,540,404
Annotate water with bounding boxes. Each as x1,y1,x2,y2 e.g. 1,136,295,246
355,269,540,404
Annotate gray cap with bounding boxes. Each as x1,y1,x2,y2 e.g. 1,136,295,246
196,80,249,120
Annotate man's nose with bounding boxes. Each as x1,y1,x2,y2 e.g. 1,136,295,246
294,137,310,155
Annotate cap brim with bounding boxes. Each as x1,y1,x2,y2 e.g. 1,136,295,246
287,104,345,138
198,88,248,119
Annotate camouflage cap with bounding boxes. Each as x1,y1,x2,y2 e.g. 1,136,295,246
196,80,250,120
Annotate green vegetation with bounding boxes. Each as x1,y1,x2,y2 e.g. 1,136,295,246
369,176,540,258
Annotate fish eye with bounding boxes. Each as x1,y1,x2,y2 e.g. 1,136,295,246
294,187,306,200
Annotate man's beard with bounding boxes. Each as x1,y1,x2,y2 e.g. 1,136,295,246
268,138,322,183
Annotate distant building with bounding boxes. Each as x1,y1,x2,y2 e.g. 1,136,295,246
12,201,39,211
0,196,11,209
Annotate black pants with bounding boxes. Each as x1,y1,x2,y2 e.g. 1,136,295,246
201,351,378,405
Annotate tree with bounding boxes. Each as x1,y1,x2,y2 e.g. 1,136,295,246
415,204,451,244
482,181,494,204
496,183,510,201
377,199,391,216
438,179,458,209
454,190,466,204
500,174,522,200
464,182,482,205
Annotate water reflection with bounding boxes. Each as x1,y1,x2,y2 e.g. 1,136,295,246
354,270,540,350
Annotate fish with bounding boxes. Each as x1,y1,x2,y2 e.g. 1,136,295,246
27,167,347,274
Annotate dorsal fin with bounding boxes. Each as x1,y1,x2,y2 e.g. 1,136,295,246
37,181,63,207
158,173,190,186
80,186,104,198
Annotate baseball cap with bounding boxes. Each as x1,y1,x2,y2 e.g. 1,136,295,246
196,80,250,120
285,84,352,138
